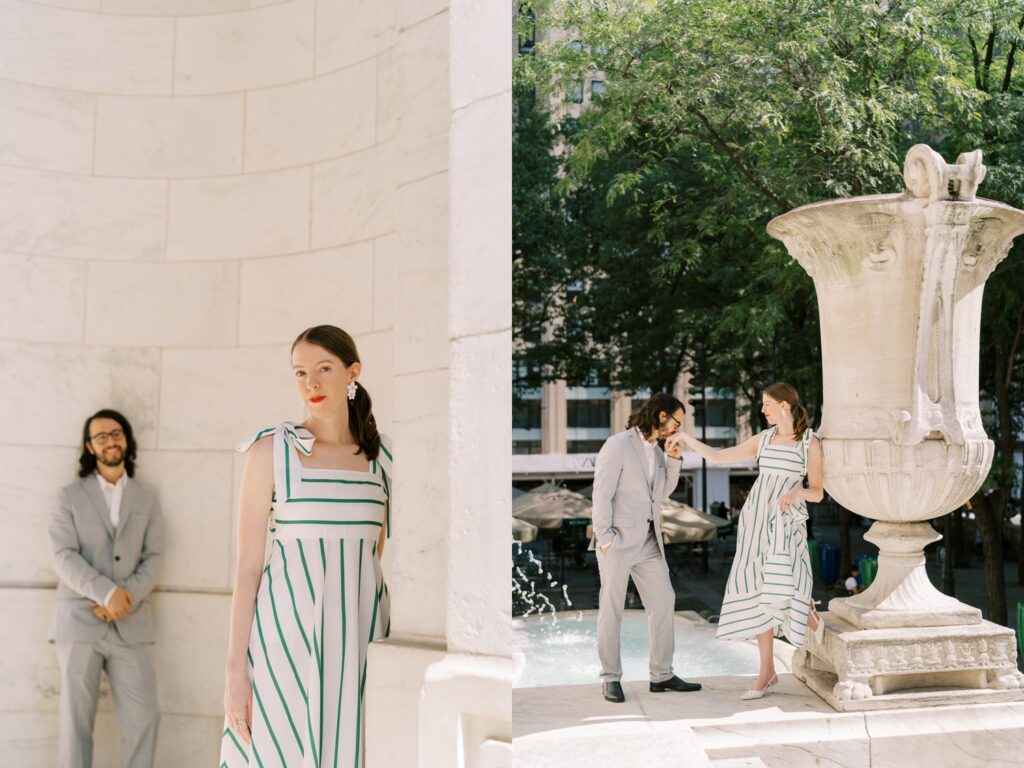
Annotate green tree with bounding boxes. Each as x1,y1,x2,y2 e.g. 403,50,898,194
515,0,1024,622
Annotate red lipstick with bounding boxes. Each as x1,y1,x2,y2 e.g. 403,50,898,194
310,396,326,403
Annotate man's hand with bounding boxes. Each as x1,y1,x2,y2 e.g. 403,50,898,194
105,587,133,620
599,544,610,555
92,604,115,622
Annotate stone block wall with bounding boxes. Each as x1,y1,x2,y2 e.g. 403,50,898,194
0,1,412,763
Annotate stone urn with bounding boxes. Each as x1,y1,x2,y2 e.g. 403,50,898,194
767,145,1024,710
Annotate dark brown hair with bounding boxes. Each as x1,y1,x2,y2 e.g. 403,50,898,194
78,409,138,478
764,382,808,441
292,325,381,461
626,393,685,435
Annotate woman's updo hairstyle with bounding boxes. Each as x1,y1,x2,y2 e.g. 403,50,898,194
292,325,381,461
764,381,808,441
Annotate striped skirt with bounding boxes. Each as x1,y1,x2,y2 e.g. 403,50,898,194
219,537,389,768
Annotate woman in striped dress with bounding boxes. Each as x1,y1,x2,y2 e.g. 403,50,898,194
670,382,823,700
220,325,391,767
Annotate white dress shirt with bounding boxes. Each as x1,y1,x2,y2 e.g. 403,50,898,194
96,472,126,607
635,428,657,486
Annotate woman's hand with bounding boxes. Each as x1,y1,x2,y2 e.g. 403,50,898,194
778,489,800,512
224,666,253,745
664,431,687,456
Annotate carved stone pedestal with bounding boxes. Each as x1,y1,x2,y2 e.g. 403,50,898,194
792,613,1024,712
828,521,981,628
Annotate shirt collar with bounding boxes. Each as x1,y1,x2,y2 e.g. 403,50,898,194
635,426,657,445
96,472,127,491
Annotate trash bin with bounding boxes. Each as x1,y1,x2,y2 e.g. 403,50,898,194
861,557,878,588
1017,602,1024,661
819,543,840,584
854,554,869,585
808,539,820,582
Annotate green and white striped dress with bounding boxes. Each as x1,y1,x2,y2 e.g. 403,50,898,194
219,422,391,768
716,427,813,646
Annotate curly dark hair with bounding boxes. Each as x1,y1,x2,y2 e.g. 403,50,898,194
626,393,685,435
78,409,137,478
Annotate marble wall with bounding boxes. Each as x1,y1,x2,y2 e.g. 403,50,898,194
0,0,510,764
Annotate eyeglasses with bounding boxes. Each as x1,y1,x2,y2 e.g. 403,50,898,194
665,414,681,429
89,429,125,446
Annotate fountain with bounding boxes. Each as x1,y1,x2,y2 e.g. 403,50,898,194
768,144,1024,711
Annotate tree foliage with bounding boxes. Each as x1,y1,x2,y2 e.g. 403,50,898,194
514,0,1024,620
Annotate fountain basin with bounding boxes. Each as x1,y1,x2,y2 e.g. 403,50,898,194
513,610,772,688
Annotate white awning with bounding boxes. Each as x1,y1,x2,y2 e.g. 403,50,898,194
512,451,758,478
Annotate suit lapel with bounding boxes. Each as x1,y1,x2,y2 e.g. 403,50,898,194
652,445,666,500
81,476,114,539
116,479,134,540
626,429,654,500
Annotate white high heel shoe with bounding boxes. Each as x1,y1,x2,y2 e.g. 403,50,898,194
740,674,778,701
807,600,825,646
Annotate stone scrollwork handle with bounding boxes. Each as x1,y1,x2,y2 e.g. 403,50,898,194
903,144,987,202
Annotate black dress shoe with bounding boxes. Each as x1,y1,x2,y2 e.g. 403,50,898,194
602,681,625,702
649,675,702,693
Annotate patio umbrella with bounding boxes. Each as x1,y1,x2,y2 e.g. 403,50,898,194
662,498,731,530
512,487,593,529
512,516,538,544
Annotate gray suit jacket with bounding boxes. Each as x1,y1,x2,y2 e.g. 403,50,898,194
590,428,682,559
48,476,166,644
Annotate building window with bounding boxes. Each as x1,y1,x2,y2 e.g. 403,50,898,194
567,440,605,453
567,80,584,104
517,8,536,54
590,80,606,98
513,440,543,455
691,398,737,428
514,400,542,430
567,399,611,429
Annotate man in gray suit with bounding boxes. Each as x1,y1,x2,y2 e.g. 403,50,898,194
48,409,165,768
591,393,702,702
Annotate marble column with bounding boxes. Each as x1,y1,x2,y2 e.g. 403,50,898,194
364,0,513,766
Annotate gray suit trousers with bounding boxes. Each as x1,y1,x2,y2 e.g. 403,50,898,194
56,627,159,768
597,528,676,683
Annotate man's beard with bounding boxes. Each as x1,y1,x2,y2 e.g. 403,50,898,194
96,447,124,467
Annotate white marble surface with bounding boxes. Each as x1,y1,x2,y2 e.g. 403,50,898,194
0,253,86,343
0,445,78,584
244,59,377,171
514,676,1024,768
448,331,512,655
311,143,396,248
0,80,94,174
85,260,239,347
450,94,512,339
167,166,310,261
0,0,174,94
0,166,166,260
373,234,397,331
157,346,297,450
388,367,449,640
314,0,395,75
450,0,512,111
134,450,234,591
393,12,449,181
394,172,448,375
173,0,314,94
237,243,375,343
103,0,248,14
94,94,244,177
0,342,161,448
